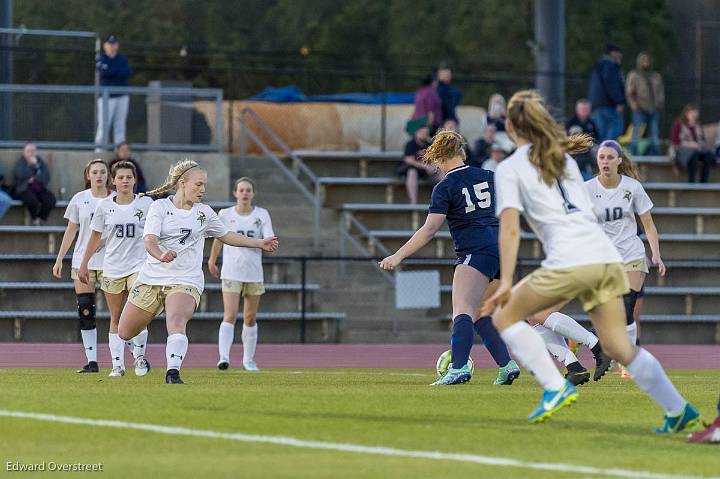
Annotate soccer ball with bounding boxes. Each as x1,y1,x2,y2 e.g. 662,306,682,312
436,349,474,378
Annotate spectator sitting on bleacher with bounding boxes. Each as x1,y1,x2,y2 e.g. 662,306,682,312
469,124,497,168
411,74,443,132
12,143,57,226
440,118,471,160
399,118,442,204
484,93,507,132
670,104,716,183
109,142,147,193
482,93,515,153
480,142,508,172
0,161,12,221
566,98,599,180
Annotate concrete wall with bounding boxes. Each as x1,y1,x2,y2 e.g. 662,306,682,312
0,149,230,202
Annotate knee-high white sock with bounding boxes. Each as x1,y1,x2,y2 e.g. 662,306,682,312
500,322,566,390
166,333,188,371
132,328,149,359
534,324,579,366
544,312,598,348
218,322,234,361
626,347,686,415
626,323,638,346
242,324,258,364
81,329,97,362
108,333,125,369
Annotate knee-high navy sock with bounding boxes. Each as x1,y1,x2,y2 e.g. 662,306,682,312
474,316,511,367
451,314,474,370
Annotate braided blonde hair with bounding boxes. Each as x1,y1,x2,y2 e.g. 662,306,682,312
507,90,594,185
142,159,203,197
423,129,467,165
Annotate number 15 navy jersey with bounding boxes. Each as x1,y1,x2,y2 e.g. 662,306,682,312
428,165,499,256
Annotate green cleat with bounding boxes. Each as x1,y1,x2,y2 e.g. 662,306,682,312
431,363,472,386
528,380,578,423
494,360,521,385
656,403,700,433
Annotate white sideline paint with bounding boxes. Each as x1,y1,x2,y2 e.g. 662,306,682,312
0,409,713,479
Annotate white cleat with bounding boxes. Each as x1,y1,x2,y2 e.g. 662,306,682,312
108,367,126,377
134,356,150,377
243,360,259,372
217,358,229,370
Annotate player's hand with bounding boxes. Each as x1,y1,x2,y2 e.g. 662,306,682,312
52,260,63,279
379,254,401,270
208,262,220,278
78,265,90,285
160,250,177,263
480,279,513,317
652,255,666,277
260,237,279,253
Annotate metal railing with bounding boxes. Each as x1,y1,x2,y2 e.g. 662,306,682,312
0,83,224,152
238,107,324,249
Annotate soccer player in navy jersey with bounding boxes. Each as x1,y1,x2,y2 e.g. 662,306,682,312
380,129,520,385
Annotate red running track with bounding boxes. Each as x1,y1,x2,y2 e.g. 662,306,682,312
0,343,719,369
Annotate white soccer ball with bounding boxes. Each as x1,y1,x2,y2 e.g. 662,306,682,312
436,349,474,378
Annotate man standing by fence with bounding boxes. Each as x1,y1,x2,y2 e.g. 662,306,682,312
94,34,132,151
588,44,626,142
626,52,664,155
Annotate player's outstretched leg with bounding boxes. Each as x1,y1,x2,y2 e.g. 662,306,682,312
166,333,188,384
543,312,611,381
591,298,699,433
534,324,590,386
688,396,720,444
108,332,126,377
432,314,474,385
217,321,234,370
473,316,520,385
131,328,150,376
76,293,99,373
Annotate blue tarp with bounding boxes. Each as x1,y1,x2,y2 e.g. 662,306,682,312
248,86,414,104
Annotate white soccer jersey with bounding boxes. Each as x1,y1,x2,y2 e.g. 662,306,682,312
495,144,622,269
138,197,229,293
90,195,154,278
218,206,274,283
63,189,114,270
585,175,653,263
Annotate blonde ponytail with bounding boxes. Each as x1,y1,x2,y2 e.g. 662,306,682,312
142,159,202,197
507,90,592,185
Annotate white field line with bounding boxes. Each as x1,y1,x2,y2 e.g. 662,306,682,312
0,410,715,479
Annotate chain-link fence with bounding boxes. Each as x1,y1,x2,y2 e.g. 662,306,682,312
0,84,224,151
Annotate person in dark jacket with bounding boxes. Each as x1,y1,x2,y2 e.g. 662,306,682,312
588,44,626,142
566,99,599,179
12,143,56,225
94,34,132,151
436,67,463,124
0,162,12,221
109,142,147,193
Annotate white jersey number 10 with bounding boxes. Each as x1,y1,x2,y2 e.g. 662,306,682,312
462,182,491,213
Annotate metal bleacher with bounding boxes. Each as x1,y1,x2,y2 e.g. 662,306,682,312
293,151,720,342
0,196,346,342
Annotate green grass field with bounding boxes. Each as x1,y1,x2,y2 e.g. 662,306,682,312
1,368,718,479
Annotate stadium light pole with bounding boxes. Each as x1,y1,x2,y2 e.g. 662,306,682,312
534,0,565,119
0,0,12,141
